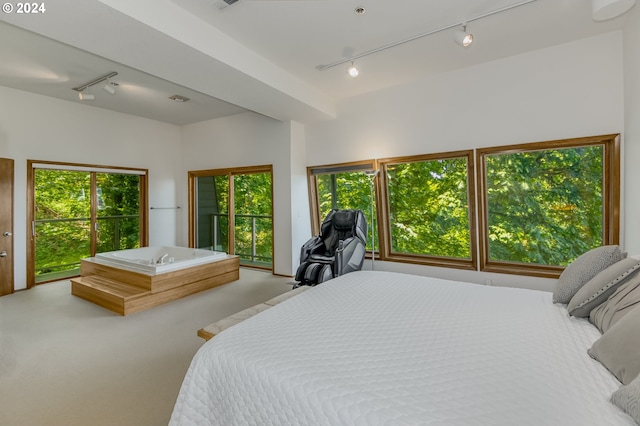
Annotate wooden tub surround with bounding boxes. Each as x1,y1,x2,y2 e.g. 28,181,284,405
71,255,239,315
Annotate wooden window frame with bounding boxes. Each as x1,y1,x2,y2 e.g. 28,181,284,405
307,160,377,236
476,134,621,278
26,160,149,288
377,150,477,271
306,134,620,279
188,164,274,271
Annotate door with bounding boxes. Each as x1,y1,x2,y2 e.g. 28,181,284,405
0,158,14,296
27,162,147,286
190,165,274,270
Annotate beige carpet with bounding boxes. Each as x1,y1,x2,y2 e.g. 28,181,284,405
0,268,293,426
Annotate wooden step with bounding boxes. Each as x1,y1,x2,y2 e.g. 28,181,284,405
71,266,239,316
71,276,150,316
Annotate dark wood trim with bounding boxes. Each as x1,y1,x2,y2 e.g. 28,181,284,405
307,167,321,236
139,173,149,247
90,173,97,256
228,174,235,256
26,162,35,288
0,158,14,296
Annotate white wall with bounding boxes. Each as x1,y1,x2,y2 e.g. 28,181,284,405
304,32,625,291
289,121,312,271
0,86,182,290
180,112,309,276
623,5,640,255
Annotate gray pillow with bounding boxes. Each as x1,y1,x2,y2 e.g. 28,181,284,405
611,375,640,424
588,304,640,385
552,245,626,304
568,257,640,317
590,273,640,333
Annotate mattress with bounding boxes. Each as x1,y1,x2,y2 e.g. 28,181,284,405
170,271,635,425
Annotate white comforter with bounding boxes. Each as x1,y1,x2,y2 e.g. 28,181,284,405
170,271,634,425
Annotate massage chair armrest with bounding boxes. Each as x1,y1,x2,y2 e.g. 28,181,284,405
299,236,325,264
335,236,367,276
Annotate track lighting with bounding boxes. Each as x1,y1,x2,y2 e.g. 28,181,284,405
316,0,537,72
103,81,117,95
346,62,360,78
592,0,636,20
454,24,473,48
72,71,118,100
78,91,94,101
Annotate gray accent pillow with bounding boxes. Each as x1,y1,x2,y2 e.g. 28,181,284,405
588,304,640,385
567,257,640,318
611,375,640,424
590,273,640,333
553,245,626,304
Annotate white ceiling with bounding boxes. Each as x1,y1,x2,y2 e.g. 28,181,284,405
0,0,631,125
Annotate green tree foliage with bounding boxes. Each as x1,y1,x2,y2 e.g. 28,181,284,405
387,158,470,258
96,173,141,253
486,146,603,266
316,172,375,249
34,170,141,280
316,146,604,267
233,173,273,265
35,170,91,278
196,172,273,267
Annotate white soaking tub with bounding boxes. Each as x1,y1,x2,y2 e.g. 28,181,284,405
93,246,228,275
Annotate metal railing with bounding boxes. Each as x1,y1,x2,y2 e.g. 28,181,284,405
206,213,273,266
34,215,139,278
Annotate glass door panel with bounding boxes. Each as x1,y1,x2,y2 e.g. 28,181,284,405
34,169,91,282
96,173,141,253
233,172,273,268
195,175,229,252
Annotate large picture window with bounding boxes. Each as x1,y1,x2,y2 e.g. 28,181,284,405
379,151,476,269
478,134,620,277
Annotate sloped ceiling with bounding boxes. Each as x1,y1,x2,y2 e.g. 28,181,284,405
0,0,630,125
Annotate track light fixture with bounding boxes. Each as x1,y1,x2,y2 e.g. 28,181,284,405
454,24,473,48
316,0,537,73
78,91,94,101
346,62,360,78
103,81,117,95
72,71,118,100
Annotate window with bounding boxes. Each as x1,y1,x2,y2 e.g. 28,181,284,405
189,165,273,270
307,134,620,279
378,151,476,269
27,161,148,286
478,134,620,277
308,161,377,252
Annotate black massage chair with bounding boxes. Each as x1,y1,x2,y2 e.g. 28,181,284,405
294,209,368,287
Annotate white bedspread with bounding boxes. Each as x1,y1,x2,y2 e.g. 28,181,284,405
170,271,634,425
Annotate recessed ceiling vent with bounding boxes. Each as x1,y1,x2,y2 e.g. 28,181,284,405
169,95,190,103
212,0,239,10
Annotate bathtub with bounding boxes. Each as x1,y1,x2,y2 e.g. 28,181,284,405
93,246,228,275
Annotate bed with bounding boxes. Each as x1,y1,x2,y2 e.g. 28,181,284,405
170,270,636,425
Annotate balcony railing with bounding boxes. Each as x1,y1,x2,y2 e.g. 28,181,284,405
204,213,273,267
34,215,139,281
